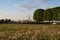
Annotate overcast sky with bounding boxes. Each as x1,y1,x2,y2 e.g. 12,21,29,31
0,0,60,20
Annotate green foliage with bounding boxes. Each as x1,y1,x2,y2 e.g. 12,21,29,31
43,9,53,21
33,6,60,21
52,7,60,20
33,9,44,21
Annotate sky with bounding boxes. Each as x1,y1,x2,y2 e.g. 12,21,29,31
0,0,60,21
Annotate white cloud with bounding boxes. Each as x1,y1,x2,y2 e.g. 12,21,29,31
15,4,36,10
23,0,44,2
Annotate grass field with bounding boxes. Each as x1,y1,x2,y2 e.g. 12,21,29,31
0,24,60,40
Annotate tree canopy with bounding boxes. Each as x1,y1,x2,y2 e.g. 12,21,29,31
33,6,60,21
33,9,44,21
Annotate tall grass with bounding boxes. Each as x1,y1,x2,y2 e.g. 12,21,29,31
0,24,60,40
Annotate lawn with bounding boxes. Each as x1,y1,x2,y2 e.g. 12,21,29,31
0,24,60,40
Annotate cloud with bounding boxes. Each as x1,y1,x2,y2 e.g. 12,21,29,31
19,5,33,10
24,0,44,2
20,0,44,3
15,4,36,10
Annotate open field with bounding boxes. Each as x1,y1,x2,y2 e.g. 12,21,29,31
0,24,60,40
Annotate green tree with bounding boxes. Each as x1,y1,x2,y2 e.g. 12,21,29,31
33,9,44,21
33,6,60,22
52,9,58,21
0,19,4,23
43,7,59,23
5,18,11,23
43,9,53,22
52,7,60,20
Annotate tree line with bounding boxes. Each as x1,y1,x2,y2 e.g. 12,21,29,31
33,6,60,23
0,18,18,24
0,18,11,23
